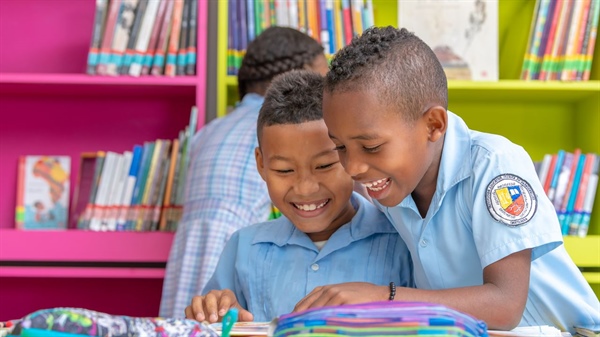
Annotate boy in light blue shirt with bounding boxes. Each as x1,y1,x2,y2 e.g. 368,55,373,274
294,26,599,334
184,70,414,323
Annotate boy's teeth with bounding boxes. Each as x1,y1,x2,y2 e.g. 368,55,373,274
362,178,390,191
294,200,328,211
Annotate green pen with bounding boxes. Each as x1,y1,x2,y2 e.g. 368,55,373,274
221,307,238,337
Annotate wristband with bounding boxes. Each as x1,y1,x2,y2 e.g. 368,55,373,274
388,282,396,301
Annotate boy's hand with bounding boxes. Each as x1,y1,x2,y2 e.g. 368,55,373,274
184,289,254,323
293,282,389,312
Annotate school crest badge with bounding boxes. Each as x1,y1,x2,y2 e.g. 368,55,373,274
485,174,537,226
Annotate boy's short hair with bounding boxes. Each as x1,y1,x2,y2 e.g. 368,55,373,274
238,26,324,99
257,70,324,146
325,26,448,123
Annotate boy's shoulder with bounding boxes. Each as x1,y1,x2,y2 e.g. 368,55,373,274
235,216,295,245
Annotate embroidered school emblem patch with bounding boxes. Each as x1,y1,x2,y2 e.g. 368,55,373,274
485,174,537,226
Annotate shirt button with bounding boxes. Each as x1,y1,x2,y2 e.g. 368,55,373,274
311,263,319,271
420,239,428,247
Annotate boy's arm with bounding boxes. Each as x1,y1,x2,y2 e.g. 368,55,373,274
190,231,254,322
294,249,531,331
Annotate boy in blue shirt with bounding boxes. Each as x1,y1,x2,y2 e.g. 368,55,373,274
293,26,600,333
184,70,414,323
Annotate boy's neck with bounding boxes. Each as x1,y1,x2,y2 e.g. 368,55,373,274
412,141,444,218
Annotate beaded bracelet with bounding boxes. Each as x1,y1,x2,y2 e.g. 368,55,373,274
389,281,396,301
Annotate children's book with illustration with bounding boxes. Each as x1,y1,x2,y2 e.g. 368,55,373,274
398,0,499,81
15,155,71,229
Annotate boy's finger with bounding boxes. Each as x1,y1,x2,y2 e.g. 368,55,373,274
234,303,254,322
217,291,233,317
293,289,322,312
190,296,206,322
204,293,220,323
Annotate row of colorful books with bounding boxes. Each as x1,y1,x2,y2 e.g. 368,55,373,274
521,0,599,81
535,150,599,237
87,0,197,77
76,109,197,232
227,0,374,75
14,107,197,231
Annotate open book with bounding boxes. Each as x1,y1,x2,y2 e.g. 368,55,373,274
489,325,570,336
209,321,272,336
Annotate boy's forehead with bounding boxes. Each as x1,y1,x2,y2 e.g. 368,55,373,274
260,121,335,156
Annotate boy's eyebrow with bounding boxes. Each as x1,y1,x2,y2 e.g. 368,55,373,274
328,133,379,141
269,149,336,162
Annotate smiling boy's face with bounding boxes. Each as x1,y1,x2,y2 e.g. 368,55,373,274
323,89,445,208
255,120,355,241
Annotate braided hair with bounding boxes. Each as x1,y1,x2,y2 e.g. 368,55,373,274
325,26,447,123
238,26,325,99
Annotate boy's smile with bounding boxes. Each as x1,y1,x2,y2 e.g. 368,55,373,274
255,120,356,241
323,89,445,213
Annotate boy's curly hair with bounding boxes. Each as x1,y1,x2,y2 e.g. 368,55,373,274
238,26,324,99
325,26,448,123
257,70,324,146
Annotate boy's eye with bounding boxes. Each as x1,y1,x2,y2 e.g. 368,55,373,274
334,145,346,152
316,162,336,170
273,169,293,174
363,145,382,153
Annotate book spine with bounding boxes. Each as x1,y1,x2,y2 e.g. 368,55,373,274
164,0,184,77
15,156,26,228
88,0,109,75
522,0,550,80
176,0,190,76
120,0,148,75
582,0,599,80
560,0,587,80
577,155,600,236
341,0,353,46
547,149,565,202
108,0,140,76
151,0,175,76
538,0,563,80
97,0,123,76
129,0,160,77
141,0,169,76
575,0,597,80
560,153,585,234
116,145,143,231
567,0,592,80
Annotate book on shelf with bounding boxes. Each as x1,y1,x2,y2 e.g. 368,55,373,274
107,0,140,76
15,156,71,230
87,0,197,77
398,0,499,81
535,150,599,237
521,0,599,81
87,0,109,75
71,152,102,229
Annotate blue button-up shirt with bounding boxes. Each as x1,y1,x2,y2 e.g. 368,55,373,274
204,192,414,322
160,94,272,318
378,111,600,333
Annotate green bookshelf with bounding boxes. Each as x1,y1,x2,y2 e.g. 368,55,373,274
215,0,600,295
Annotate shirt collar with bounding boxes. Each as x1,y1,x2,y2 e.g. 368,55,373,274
251,192,397,250
237,93,265,109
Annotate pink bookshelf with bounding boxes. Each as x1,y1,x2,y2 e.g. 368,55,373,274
0,0,207,320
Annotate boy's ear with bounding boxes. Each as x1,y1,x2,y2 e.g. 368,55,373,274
255,147,267,181
425,106,447,143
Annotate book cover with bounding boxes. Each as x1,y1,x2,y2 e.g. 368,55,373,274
399,0,499,81
16,156,71,230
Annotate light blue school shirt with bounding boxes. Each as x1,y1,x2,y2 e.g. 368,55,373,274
203,192,414,322
377,111,599,333
160,93,272,318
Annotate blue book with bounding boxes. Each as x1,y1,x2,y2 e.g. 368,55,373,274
560,154,585,234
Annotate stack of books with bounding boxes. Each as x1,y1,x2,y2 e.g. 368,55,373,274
521,0,599,81
87,0,198,77
535,150,599,236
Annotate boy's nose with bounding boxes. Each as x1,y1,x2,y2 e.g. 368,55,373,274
341,152,368,177
294,175,320,196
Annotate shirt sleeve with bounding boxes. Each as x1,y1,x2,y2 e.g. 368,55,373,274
469,141,563,268
202,230,248,310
